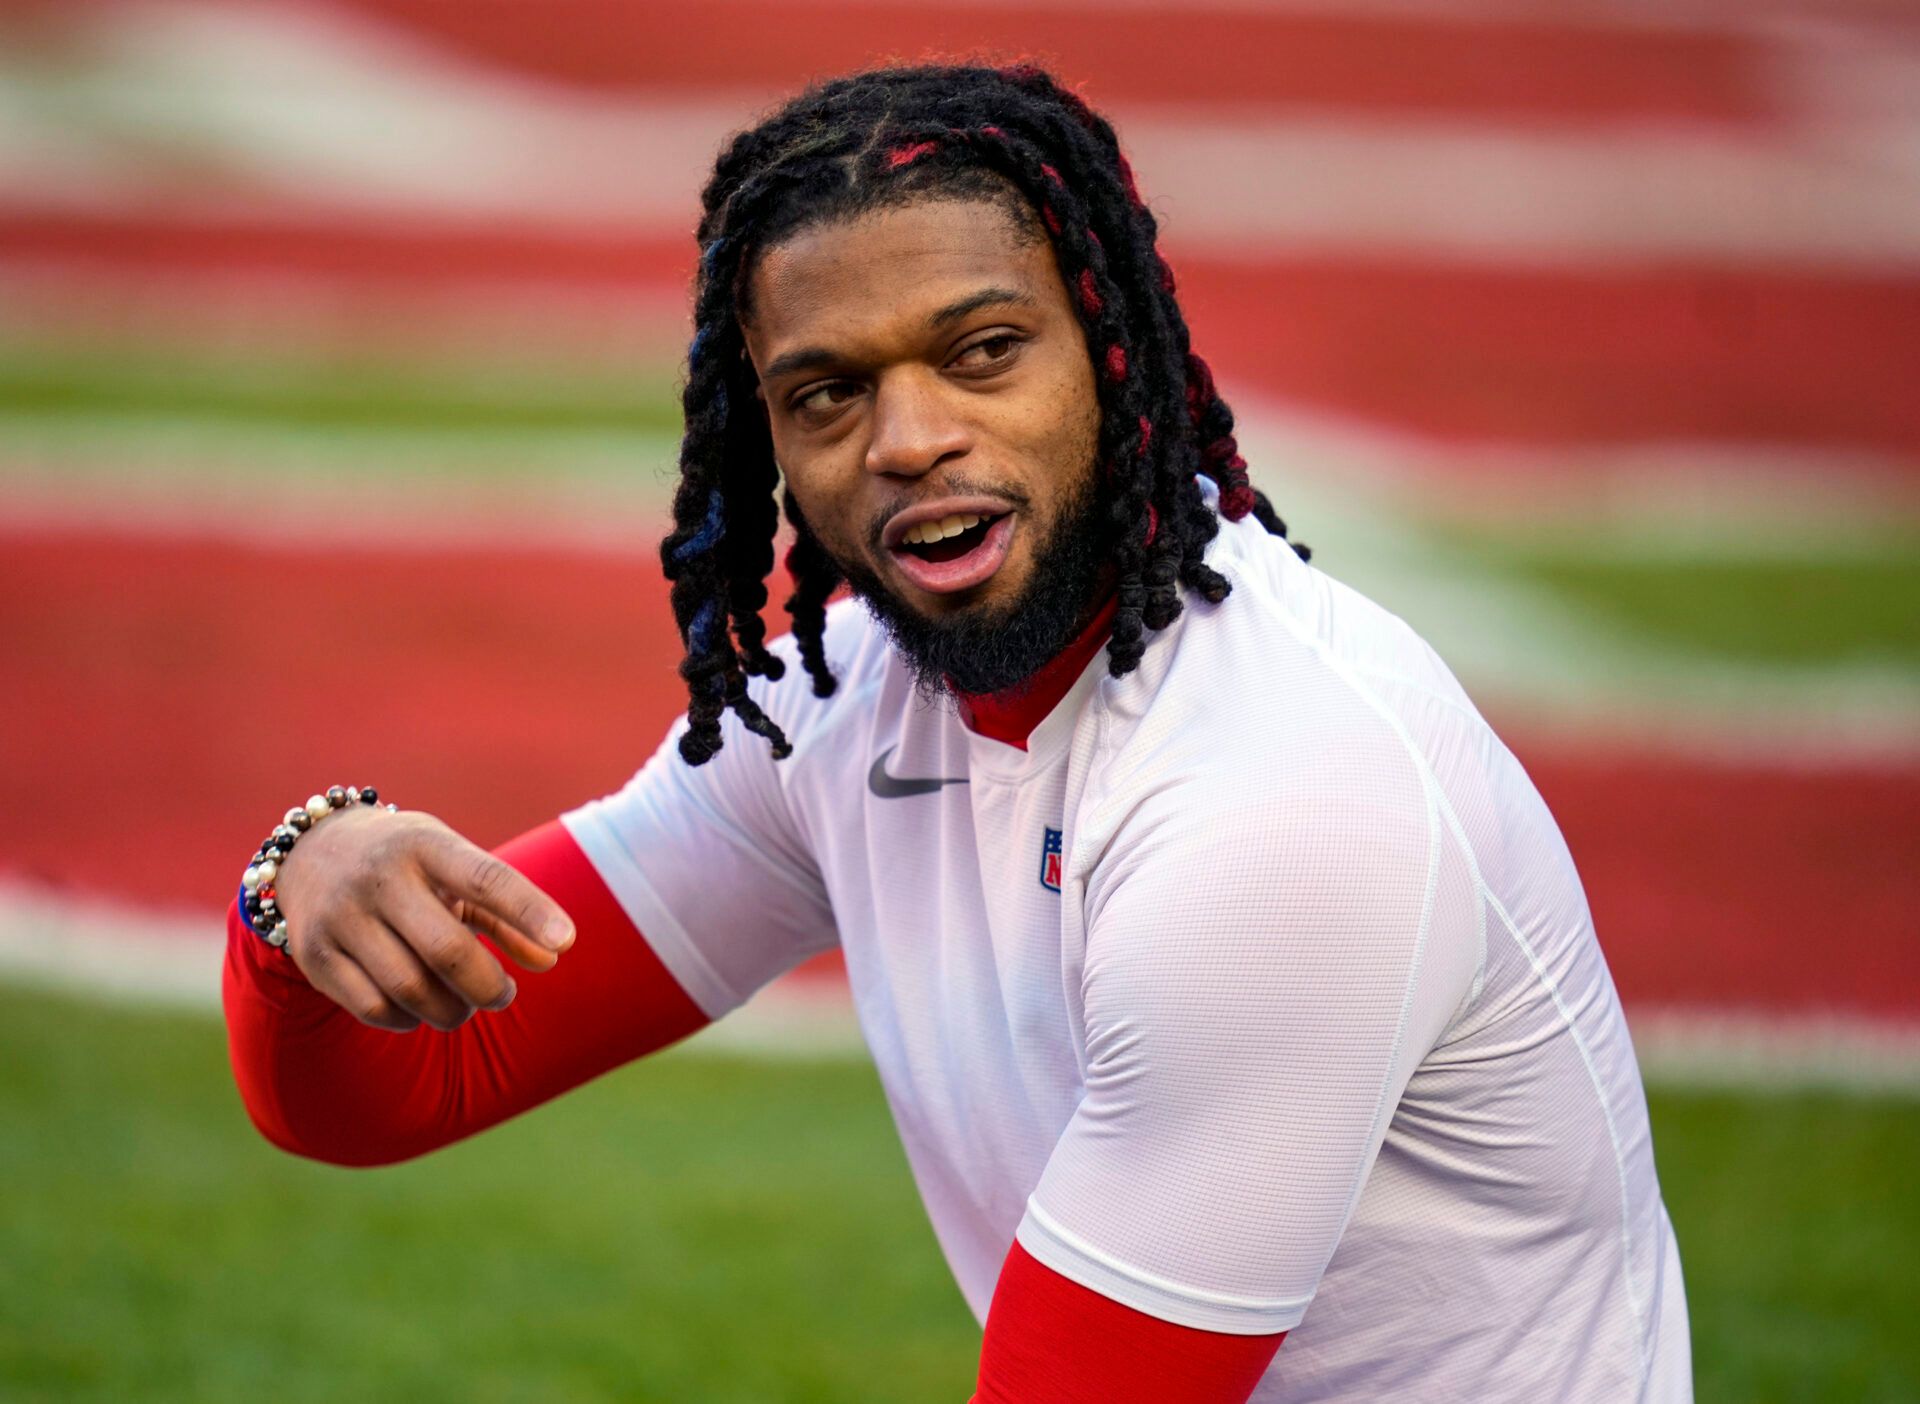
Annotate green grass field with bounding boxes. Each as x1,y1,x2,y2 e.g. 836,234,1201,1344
2,986,1916,1403
1460,532,1920,669
5,330,1918,1402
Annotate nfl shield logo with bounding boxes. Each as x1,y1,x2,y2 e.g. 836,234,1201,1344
1039,826,1064,893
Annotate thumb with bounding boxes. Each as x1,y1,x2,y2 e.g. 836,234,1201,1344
418,829,576,969
443,891,564,974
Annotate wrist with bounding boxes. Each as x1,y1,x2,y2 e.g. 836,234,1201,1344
240,785,391,951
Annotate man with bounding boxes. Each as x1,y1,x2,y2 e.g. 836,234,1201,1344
225,62,1691,1401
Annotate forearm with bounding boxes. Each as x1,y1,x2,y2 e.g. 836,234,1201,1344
971,1241,1284,1404
222,818,709,1167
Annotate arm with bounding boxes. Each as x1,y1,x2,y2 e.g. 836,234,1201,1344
972,1241,1285,1404
223,817,708,1167
977,730,1479,1396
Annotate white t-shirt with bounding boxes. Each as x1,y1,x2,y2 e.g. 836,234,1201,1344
561,487,1691,1402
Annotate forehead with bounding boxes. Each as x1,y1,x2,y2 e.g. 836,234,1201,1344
742,197,1058,355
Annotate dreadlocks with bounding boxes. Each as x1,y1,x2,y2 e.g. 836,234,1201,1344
659,61,1308,765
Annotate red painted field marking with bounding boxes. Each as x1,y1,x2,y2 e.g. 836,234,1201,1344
328,0,1779,127
8,209,1919,462
2,529,1913,1018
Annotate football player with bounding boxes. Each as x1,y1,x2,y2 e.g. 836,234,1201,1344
226,62,1691,1402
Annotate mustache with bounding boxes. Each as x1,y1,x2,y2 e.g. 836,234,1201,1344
863,475,1034,552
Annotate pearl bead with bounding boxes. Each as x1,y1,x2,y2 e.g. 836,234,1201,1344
326,786,348,808
288,808,312,832
346,786,360,803
306,795,330,820
255,859,278,885
359,787,378,806
243,866,263,892
268,922,289,948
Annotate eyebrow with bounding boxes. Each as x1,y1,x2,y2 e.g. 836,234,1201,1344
758,285,1038,384
927,285,1037,329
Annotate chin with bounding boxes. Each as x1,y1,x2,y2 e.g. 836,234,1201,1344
900,568,1030,620
851,554,1099,697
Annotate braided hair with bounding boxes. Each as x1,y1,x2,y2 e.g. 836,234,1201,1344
660,61,1308,764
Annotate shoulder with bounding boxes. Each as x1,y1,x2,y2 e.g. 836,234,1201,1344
1093,556,1432,827
1088,491,1496,825
1080,525,1452,923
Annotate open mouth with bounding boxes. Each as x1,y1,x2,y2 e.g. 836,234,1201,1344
897,512,1004,564
886,510,1016,594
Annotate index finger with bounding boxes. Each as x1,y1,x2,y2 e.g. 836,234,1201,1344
419,832,577,962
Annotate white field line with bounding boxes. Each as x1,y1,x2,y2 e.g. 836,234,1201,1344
2,878,1914,1090
0,442,686,555
3,0,1919,268
1125,112,1920,269
787,0,1920,31
0,878,869,1059
1229,396,1920,763
0,267,698,370
786,0,1920,36
4,391,1918,762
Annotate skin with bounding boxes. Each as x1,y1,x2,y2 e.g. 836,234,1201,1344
272,195,1107,1035
741,195,1104,621
273,805,574,1032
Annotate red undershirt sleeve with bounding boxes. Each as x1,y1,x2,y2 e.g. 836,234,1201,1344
222,817,709,1167
971,1240,1286,1404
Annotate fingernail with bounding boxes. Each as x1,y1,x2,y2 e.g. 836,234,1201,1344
495,981,518,1010
541,918,574,951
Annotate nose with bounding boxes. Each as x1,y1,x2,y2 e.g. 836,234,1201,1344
864,368,970,480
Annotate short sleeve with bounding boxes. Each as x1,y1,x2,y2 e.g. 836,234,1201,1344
560,706,837,1020
1015,717,1480,1334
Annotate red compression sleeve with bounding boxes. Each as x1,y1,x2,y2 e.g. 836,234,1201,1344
971,1241,1286,1404
222,817,709,1167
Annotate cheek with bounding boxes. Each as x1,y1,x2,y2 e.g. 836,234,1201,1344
780,460,866,560
1028,367,1102,509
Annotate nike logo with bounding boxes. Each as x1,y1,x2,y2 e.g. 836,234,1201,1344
868,746,969,799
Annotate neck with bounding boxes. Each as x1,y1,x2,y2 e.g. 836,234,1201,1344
951,588,1118,751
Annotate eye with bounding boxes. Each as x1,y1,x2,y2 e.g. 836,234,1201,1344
792,381,860,418
953,334,1023,370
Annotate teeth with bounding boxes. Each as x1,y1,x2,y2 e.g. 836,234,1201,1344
903,513,983,546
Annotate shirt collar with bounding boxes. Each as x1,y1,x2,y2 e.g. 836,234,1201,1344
950,591,1118,752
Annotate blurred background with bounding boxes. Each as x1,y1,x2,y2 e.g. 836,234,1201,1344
1,1,1916,1400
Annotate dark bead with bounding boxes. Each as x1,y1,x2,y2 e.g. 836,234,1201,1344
245,896,261,913
326,786,347,807
289,810,312,832
358,787,377,806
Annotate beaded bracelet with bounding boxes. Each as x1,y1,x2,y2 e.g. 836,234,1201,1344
240,785,394,950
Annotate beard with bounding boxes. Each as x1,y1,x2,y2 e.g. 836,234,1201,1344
829,471,1117,698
